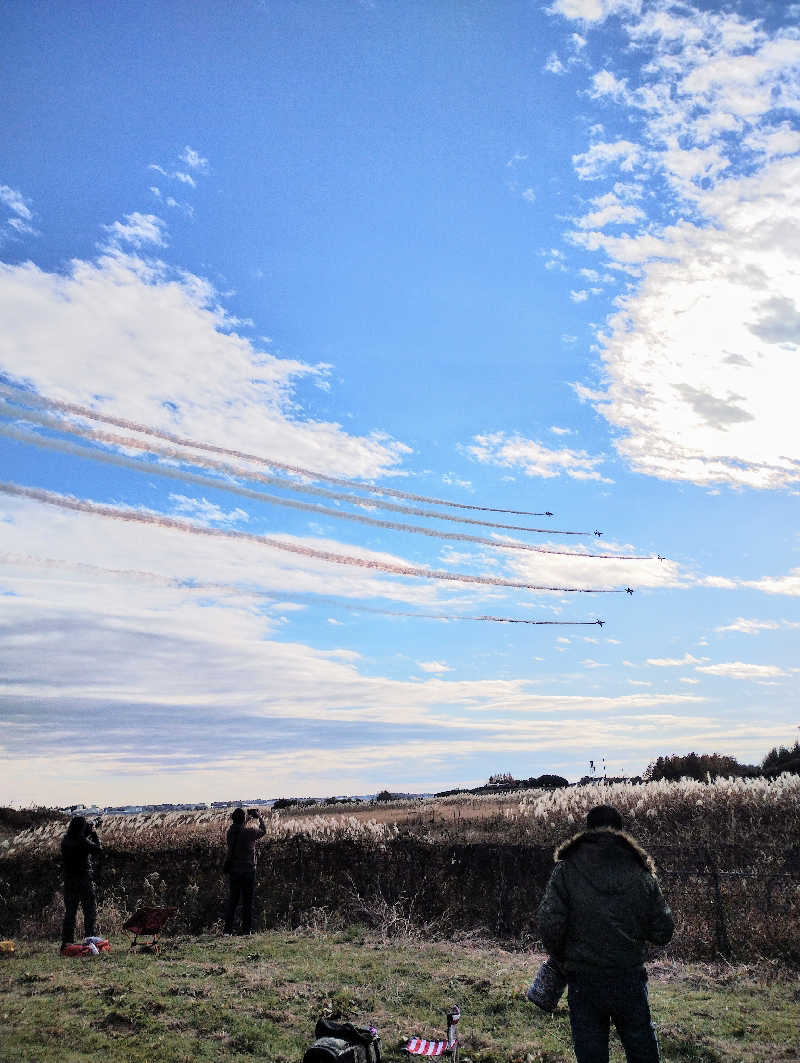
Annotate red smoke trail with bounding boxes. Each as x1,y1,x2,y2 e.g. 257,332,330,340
0,383,558,518
0,482,629,594
0,399,593,536
0,421,650,560
0,553,606,626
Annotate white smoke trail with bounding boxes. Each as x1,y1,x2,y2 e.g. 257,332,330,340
0,397,592,536
0,420,648,560
0,381,556,517
0,553,607,626
0,482,629,593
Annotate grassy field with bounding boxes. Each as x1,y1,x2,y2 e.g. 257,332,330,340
1,930,798,1063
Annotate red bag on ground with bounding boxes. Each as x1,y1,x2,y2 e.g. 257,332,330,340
61,937,111,956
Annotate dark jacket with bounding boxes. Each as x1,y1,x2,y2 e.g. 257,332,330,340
61,830,102,878
536,828,674,974
226,819,267,875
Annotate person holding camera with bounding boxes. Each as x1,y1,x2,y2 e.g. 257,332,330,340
223,807,267,935
60,815,103,951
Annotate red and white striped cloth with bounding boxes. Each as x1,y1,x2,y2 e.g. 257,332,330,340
404,1037,457,1056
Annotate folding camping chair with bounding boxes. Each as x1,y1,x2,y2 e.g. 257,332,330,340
403,1006,460,1061
123,906,176,953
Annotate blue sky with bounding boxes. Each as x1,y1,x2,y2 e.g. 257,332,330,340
1,0,799,806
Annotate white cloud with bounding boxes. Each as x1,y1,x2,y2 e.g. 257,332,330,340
545,52,567,75
695,661,788,680
572,140,642,180
103,212,167,249
570,289,590,302
716,617,780,635
0,248,409,481
699,576,738,590
504,543,681,593
590,69,629,101
466,432,610,482
562,0,800,489
0,514,724,803
748,123,800,161
417,660,453,674
645,653,703,667
0,184,37,240
168,494,249,525
180,146,210,173
576,191,645,229
149,148,209,190
742,568,800,597
548,0,641,24
0,185,33,221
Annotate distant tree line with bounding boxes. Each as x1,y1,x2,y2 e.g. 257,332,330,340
643,741,800,783
435,774,569,798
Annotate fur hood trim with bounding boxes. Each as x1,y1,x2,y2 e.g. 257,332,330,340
554,827,657,876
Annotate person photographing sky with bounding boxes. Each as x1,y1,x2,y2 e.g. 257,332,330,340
223,807,267,936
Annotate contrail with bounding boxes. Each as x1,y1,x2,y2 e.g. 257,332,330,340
0,482,630,593
0,399,594,536
0,382,559,518
0,421,650,560
0,553,607,627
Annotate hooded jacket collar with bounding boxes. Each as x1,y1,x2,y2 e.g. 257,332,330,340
554,827,657,877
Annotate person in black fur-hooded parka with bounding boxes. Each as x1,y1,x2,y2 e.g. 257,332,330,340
536,804,674,1063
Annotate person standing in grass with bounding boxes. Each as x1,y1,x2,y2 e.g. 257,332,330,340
223,807,267,935
60,815,102,951
536,804,674,1063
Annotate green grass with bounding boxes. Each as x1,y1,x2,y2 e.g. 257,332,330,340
1,931,798,1062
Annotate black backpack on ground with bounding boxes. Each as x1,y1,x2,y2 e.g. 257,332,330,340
302,1020,381,1063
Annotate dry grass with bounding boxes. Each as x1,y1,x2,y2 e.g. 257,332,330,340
3,775,798,857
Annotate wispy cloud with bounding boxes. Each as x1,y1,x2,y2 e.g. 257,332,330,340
0,183,38,240
0,184,33,222
169,494,249,525
103,212,167,249
180,146,210,173
465,432,611,482
695,661,789,680
572,139,642,180
148,147,209,192
549,0,642,25
417,660,453,674
645,653,704,668
716,617,780,635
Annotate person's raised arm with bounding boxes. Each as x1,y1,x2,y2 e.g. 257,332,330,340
84,823,103,853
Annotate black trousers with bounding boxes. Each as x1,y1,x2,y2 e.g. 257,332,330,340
62,874,97,945
567,968,660,1063
224,870,256,933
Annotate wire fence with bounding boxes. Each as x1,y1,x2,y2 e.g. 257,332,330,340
2,837,798,963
